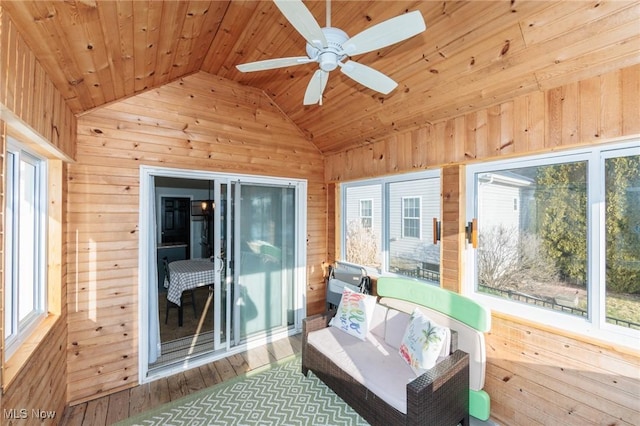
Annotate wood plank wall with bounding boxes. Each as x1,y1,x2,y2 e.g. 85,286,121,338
0,9,76,158
0,6,75,422
324,64,640,426
325,65,640,182
68,71,326,404
487,315,639,425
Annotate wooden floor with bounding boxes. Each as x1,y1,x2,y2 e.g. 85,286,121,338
59,334,303,425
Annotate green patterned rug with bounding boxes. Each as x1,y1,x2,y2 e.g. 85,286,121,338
118,356,369,425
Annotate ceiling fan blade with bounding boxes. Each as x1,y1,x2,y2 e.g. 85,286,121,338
303,70,329,105
236,56,313,72
342,10,426,56
339,60,397,94
274,0,327,49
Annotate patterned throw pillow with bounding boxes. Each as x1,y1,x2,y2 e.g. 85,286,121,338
329,287,377,340
399,308,450,374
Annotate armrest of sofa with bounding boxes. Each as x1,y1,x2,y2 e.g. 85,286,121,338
406,349,470,426
301,310,336,376
302,310,335,335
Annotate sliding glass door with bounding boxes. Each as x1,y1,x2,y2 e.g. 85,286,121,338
141,167,306,380
233,183,296,343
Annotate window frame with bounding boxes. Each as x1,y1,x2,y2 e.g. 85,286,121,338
4,140,48,360
341,169,441,279
359,198,373,229
401,196,422,239
464,139,640,348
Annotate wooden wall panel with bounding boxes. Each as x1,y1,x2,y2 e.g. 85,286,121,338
326,182,337,267
1,318,68,424
440,165,464,293
486,316,640,426
68,71,326,404
323,64,640,425
0,7,76,159
325,63,640,182
1,8,73,422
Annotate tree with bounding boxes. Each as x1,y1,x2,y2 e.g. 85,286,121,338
478,225,557,290
535,163,587,285
534,156,640,294
345,220,381,268
605,155,640,294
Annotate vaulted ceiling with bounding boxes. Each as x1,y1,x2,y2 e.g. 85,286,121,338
3,1,639,154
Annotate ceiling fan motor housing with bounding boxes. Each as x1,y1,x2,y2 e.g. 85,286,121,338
306,27,348,72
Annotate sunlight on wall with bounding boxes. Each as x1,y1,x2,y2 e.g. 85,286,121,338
74,229,79,314
89,239,97,322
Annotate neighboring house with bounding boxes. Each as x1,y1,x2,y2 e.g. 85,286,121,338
387,179,440,267
345,178,440,271
477,172,533,234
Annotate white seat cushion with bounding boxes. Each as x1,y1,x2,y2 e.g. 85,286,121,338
307,326,416,414
380,297,486,391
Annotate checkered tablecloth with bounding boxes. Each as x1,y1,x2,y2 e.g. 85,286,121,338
165,258,215,305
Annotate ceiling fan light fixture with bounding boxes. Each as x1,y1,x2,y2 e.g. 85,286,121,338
305,26,348,72
318,52,338,72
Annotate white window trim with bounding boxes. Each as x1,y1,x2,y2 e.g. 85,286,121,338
401,196,422,239
4,139,48,360
464,139,640,349
359,198,373,228
341,169,440,277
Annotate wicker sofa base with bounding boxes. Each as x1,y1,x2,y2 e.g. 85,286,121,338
302,312,470,426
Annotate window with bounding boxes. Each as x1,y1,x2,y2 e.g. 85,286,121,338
4,142,47,358
402,197,421,238
466,141,640,346
359,199,373,228
344,185,382,269
342,170,441,283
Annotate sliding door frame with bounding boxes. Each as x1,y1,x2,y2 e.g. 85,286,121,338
138,165,307,383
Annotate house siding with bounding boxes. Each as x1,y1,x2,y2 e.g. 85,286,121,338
388,179,440,266
477,183,522,233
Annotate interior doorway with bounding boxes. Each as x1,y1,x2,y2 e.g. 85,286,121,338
160,197,190,251
138,166,307,381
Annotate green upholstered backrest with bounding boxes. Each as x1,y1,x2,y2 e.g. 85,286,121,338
376,277,491,332
377,276,492,421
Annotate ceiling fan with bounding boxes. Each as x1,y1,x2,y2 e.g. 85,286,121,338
236,0,426,105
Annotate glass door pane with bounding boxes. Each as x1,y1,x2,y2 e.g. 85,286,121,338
234,184,295,341
213,181,234,350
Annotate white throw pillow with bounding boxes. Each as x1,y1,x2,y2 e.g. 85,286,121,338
398,308,450,374
329,287,377,340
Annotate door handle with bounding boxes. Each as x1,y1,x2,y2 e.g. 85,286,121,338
214,256,224,273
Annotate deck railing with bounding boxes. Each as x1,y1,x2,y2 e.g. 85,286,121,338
479,284,640,330
391,261,440,283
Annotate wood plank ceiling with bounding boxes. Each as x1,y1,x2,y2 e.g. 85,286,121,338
3,1,639,154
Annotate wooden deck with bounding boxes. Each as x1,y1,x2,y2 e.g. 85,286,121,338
59,335,302,425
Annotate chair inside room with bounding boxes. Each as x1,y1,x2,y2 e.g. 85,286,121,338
163,257,197,326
